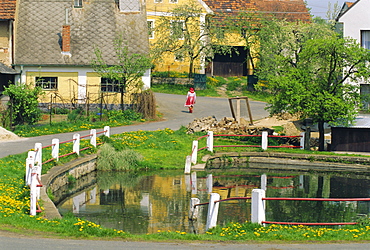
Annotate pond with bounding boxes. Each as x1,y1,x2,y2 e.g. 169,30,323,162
56,163,370,234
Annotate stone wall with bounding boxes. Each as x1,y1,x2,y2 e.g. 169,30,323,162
40,154,98,219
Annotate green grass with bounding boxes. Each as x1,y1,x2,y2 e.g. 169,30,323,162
2,126,370,242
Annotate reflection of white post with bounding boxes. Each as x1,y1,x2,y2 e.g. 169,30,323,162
90,187,97,204
206,174,213,193
104,126,110,137
191,172,197,195
251,189,266,225
207,131,213,152
206,193,220,230
262,131,268,150
73,133,80,155
90,129,97,147
300,132,305,150
184,155,191,174
184,174,191,192
52,138,59,161
261,174,267,191
191,141,198,164
299,175,304,189
189,198,200,220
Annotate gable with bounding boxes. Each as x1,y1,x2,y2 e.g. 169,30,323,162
14,0,149,66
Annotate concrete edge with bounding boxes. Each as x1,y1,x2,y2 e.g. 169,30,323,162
40,154,98,220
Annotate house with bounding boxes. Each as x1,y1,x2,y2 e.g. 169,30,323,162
336,1,370,107
0,0,17,94
148,0,311,77
13,0,151,110
202,0,311,77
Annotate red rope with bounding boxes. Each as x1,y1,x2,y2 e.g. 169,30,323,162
262,221,357,226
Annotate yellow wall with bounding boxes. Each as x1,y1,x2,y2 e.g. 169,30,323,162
26,71,137,105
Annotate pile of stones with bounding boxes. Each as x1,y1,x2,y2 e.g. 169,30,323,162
186,116,273,135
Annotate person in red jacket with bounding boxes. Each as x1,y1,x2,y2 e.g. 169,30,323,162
184,87,196,113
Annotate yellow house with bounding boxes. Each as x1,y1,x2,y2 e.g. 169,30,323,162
14,0,151,110
148,0,311,77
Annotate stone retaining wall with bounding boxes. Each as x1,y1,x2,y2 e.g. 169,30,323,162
40,154,98,219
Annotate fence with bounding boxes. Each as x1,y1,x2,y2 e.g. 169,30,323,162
189,185,370,230
25,126,110,215
185,131,306,173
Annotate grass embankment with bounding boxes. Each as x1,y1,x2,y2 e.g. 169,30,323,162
1,125,370,242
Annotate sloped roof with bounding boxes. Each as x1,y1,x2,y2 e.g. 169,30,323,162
0,62,17,74
0,0,16,20
337,1,358,20
14,0,149,66
203,0,311,22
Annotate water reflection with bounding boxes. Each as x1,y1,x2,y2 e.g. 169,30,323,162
56,164,370,234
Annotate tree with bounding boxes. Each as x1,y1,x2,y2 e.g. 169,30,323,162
92,35,152,110
3,83,43,126
257,20,370,150
151,3,226,77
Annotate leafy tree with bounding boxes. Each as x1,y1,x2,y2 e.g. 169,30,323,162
3,83,43,126
92,35,152,110
151,3,228,77
257,20,370,150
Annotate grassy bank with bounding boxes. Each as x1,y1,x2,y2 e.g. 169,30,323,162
1,127,370,242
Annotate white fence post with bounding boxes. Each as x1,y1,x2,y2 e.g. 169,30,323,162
206,174,213,193
90,129,97,147
184,155,191,174
206,193,220,230
29,171,37,216
261,174,267,191
191,140,198,164
25,151,35,186
34,143,42,175
261,131,268,150
73,133,80,155
207,131,214,152
191,171,197,195
52,138,59,161
189,198,200,220
300,132,305,150
251,189,266,225
104,126,110,137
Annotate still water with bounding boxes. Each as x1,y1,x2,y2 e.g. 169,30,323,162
56,164,370,234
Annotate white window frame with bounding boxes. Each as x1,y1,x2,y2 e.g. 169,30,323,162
147,20,155,39
74,0,83,8
36,77,58,90
154,0,163,3
361,30,370,50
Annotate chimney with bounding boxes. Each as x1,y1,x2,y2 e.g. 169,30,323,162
62,25,71,54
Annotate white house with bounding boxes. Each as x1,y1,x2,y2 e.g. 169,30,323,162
337,0,370,99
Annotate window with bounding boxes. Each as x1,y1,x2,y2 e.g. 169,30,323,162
147,20,154,39
101,78,122,93
171,20,184,39
174,53,184,62
169,0,178,3
117,0,140,12
74,0,82,8
361,30,370,49
154,0,163,3
36,77,58,90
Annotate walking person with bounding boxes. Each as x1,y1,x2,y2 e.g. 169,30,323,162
184,87,196,113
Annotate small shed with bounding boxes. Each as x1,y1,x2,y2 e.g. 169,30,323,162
331,115,370,152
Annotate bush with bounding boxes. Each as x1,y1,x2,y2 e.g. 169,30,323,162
97,143,143,171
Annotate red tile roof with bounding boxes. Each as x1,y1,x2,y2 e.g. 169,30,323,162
0,0,17,20
204,0,311,22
